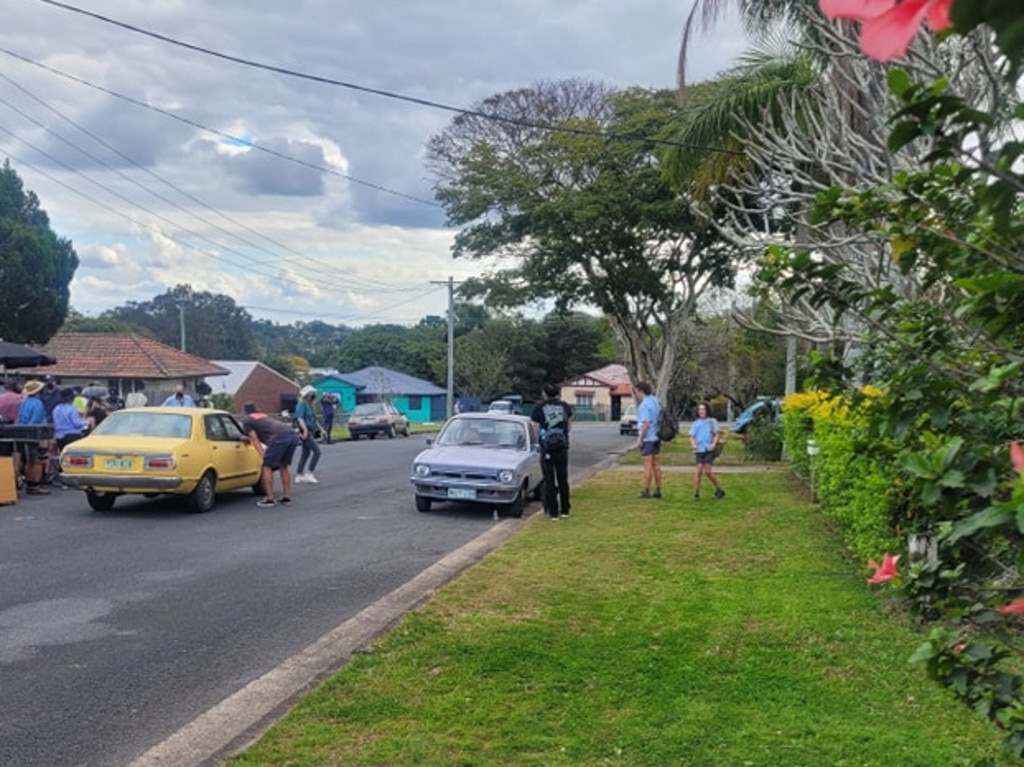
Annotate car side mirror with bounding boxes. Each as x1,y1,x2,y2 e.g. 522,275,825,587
426,438,434,446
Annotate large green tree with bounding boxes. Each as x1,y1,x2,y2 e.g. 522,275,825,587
0,159,78,343
427,81,738,402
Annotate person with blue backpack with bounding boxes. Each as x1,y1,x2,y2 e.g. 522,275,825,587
530,382,573,520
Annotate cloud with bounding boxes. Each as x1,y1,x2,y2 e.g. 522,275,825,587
0,0,748,326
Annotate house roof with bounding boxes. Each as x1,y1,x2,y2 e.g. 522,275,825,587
13,333,229,379
331,365,446,397
585,363,632,386
205,361,298,395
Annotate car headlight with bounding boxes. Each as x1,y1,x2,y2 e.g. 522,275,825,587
498,469,514,483
414,464,432,478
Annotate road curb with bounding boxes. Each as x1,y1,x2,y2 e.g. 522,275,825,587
127,448,652,767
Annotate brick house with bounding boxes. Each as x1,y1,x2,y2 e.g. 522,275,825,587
205,361,301,416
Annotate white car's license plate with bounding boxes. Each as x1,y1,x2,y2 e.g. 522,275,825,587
448,487,477,500
104,457,134,470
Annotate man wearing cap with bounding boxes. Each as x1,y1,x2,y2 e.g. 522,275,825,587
16,380,50,495
39,375,61,419
240,402,299,507
162,384,196,407
293,386,321,484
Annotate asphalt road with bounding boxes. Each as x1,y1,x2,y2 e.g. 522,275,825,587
0,422,628,767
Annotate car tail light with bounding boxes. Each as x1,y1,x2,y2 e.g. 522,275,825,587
144,455,177,470
61,453,93,469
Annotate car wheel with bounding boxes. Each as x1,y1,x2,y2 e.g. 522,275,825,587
415,495,432,512
369,434,377,440
86,491,117,511
387,424,396,439
402,425,411,437
507,485,526,518
252,475,266,496
188,471,216,513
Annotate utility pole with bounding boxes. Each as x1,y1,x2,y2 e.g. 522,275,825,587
174,298,188,352
430,277,460,418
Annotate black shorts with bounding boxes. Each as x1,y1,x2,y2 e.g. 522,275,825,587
640,440,661,456
695,451,715,465
264,433,299,469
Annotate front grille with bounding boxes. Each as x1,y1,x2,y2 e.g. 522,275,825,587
435,469,497,481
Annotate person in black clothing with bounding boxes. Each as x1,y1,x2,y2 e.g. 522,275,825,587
530,382,573,520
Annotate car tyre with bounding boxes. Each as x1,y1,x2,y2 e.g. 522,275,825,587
86,490,117,511
402,425,411,437
387,424,396,439
188,471,216,513
252,475,266,496
530,478,545,502
506,485,526,518
415,495,432,512
369,434,377,440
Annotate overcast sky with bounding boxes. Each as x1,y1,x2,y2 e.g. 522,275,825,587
1,0,746,327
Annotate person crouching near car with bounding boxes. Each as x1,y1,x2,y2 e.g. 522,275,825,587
241,401,300,508
16,380,50,495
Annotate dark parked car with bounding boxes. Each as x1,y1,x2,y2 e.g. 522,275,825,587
733,398,782,442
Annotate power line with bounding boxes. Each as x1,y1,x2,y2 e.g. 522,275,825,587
31,0,744,157
0,46,443,210
0,72,413,293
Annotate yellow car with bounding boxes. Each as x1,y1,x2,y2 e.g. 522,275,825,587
60,407,263,513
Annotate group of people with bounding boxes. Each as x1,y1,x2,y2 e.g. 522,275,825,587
634,383,725,501
0,376,112,495
527,380,726,520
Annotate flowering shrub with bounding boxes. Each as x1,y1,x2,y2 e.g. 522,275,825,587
820,0,952,61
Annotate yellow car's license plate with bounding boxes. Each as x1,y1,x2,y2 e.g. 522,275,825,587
104,457,134,470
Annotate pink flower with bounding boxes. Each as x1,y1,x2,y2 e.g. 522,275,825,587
867,553,900,584
952,642,966,653
1011,441,1024,475
998,598,1024,616
819,0,953,61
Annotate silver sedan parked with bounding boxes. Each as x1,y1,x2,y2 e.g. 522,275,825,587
410,413,544,517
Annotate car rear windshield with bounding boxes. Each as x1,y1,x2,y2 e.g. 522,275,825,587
352,403,385,416
93,412,193,438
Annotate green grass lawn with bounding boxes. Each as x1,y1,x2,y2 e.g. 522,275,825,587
227,470,1012,766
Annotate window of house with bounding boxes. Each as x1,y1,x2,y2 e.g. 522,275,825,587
574,393,595,408
407,395,422,410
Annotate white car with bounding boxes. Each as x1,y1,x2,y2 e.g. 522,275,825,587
619,404,638,436
410,413,544,518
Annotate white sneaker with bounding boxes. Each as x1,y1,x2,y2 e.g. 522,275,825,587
304,472,319,484
294,474,307,484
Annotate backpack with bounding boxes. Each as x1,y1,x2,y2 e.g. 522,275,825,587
713,426,729,458
657,407,679,442
541,426,568,452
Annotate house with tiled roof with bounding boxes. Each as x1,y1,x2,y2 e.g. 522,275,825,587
314,365,447,423
558,363,634,421
204,361,301,416
12,333,228,402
